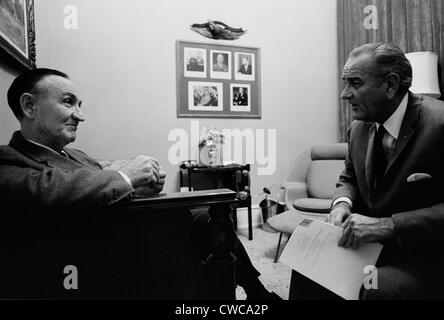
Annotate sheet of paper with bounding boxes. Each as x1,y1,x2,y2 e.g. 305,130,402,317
279,217,383,300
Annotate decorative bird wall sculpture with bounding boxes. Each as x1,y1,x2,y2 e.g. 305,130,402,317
190,20,246,40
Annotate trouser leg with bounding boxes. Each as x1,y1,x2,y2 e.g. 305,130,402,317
190,208,260,287
359,262,443,300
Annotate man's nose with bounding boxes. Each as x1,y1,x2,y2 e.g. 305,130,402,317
341,86,352,100
72,105,85,122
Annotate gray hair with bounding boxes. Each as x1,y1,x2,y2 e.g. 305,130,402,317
349,42,412,93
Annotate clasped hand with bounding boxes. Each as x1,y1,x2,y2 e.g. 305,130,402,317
328,204,395,249
120,155,167,195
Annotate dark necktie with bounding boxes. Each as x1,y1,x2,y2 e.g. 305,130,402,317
374,126,387,188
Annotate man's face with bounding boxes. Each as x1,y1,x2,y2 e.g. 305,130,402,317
189,57,197,66
217,54,224,64
31,75,84,150
341,54,388,122
242,57,249,66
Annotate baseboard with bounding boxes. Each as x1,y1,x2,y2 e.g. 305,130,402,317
236,205,263,230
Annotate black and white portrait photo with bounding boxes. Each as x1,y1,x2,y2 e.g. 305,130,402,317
235,52,255,81
184,47,206,78
210,50,231,79
230,84,251,112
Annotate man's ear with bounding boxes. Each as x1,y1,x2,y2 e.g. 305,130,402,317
385,73,401,100
19,93,36,119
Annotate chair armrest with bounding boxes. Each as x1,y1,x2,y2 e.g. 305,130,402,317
281,181,308,210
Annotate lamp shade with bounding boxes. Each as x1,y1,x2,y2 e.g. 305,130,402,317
405,51,441,98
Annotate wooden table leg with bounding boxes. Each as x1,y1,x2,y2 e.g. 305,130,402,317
208,203,237,300
247,196,253,240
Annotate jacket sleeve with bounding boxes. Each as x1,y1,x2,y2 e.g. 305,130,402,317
392,203,444,249
0,164,134,209
332,124,359,207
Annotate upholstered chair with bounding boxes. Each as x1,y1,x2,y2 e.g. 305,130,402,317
266,143,348,261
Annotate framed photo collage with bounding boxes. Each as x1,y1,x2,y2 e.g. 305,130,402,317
176,40,261,118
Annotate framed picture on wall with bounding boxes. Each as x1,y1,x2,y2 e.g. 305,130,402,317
184,47,206,78
188,81,223,111
210,50,231,80
234,52,255,81
176,40,261,118
230,84,251,112
0,0,36,69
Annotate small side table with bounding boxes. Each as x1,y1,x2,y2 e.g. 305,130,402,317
179,164,253,240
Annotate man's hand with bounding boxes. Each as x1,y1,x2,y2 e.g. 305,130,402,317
152,169,166,194
328,202,352,227
120,155,160,188
133,169,166,196
338,214,395,249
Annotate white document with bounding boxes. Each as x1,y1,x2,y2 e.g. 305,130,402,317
279,217,383,300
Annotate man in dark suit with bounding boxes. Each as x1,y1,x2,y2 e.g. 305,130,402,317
0,68,166,298
330,42,444,299
237,88,248,106
238,56,252,75
0,68,276,299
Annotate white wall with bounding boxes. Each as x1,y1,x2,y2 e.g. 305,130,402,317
0,59,20,141
1,0,338,201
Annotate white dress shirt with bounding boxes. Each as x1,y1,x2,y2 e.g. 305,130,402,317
333,93,409,209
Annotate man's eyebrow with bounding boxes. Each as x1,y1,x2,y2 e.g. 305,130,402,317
62,92,78,99
62,92,83,104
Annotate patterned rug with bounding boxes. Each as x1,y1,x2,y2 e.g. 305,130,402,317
235,226,292,300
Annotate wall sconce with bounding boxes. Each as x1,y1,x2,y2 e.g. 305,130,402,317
405,51,441,98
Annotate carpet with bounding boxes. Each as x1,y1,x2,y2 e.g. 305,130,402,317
235,226,292,300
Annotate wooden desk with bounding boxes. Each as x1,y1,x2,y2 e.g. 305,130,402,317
179,164,253,240
0,189,238,300
112,188,238,299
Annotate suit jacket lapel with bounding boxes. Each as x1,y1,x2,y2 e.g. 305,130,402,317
9,131,84,171
63,149,97,168
385,93,421,173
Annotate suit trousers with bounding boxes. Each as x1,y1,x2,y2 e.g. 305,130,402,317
190,207,260,289
360,246,444,300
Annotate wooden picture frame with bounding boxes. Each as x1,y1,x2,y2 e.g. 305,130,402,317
176,40,261,119
0,0,36,69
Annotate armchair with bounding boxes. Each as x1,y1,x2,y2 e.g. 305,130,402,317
266,143,348,260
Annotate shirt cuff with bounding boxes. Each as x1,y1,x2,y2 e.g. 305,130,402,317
118,171,133,187
332,197,353,209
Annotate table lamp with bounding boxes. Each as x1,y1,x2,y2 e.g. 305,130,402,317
405,51,441,98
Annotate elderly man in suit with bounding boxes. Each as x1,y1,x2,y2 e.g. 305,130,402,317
329,42,444,299
0,68,166,298
0,68,277,299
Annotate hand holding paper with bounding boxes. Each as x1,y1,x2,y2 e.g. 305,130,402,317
279,215,383,300
339,214,395,250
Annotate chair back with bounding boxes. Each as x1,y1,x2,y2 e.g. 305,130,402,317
306,143,347,199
